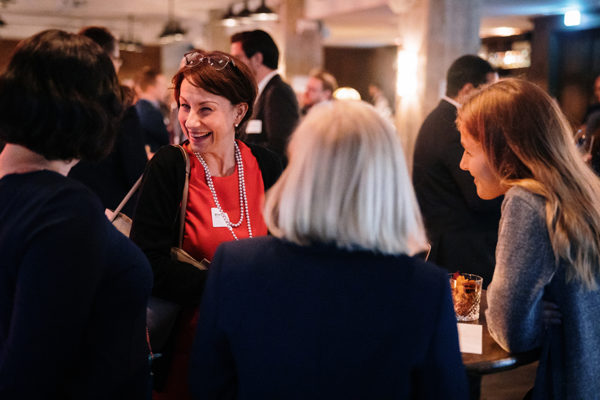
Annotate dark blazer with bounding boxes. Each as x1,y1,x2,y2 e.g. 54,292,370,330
69,105,148,216
412,100,502,286
0,172,152,399
135,99,170,153
242,74,299,164
130,142,282,306
190,236,469,400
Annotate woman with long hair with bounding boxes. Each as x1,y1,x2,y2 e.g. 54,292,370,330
457,78,600,399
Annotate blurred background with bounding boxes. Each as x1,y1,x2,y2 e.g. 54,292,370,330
0,0,598,158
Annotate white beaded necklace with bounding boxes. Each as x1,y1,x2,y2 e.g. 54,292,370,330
193,142,252,240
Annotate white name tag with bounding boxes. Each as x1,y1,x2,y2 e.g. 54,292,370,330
246,119,262,134
457,323,482,354
211,207,228,228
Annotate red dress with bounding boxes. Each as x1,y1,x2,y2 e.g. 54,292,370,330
154,140,268,400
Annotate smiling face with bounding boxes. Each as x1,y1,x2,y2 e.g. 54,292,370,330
178,79,246,155
459,129,507,200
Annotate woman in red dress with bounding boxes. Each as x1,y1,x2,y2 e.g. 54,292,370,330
130,50,282,400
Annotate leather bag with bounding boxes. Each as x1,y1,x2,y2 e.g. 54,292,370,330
109,145,209,353
147,145,209,352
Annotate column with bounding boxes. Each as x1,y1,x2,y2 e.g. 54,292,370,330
394,0,481,167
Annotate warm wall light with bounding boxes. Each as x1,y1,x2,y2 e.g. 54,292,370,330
564,10,581,26
333,87,361,100
396,48,418,97
487,26,522,37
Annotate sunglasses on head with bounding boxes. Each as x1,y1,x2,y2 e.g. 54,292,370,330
184,51,235,71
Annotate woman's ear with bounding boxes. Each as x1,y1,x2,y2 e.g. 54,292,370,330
235,103,249,125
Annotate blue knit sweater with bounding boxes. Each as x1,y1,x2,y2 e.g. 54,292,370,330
486,186,600,399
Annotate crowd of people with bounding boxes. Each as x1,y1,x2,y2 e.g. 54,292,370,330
1,25,599,400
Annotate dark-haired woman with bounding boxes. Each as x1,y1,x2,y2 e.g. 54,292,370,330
130,50,281,400
0,30,152,399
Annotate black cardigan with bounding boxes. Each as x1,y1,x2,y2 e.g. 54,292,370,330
130,142,282,305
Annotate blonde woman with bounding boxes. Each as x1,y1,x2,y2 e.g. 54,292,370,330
457,78,600,399
189,100,468,399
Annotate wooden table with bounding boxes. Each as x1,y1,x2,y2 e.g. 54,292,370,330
461,291,540,399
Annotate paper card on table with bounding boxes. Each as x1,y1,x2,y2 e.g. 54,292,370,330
457,323,482,354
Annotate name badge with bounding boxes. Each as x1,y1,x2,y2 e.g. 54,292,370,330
246,119,262,134
211,207,228,228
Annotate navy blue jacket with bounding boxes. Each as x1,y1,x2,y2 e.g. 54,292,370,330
0,171,152,399
135,99,170,153
190,236,468,399
69,105,147,216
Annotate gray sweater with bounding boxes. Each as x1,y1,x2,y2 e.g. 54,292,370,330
486,186,600,399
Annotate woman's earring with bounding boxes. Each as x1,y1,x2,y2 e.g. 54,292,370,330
235,123,239,128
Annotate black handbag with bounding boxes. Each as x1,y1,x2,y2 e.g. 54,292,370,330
110,145,209,353
146,145,209,353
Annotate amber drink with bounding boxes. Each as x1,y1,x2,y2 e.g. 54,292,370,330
449,273,483,322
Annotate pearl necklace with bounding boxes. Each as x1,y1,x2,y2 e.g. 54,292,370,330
193,142,252,240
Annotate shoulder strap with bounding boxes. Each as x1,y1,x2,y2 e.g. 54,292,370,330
110,175,143,222
173,144,190,248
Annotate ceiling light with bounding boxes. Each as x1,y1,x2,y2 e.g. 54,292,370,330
159,20,186,43
236,0,252,22
564,10,581,27
251,0,278,21
159,0,187,43
221,5,238,27
120,15,144,52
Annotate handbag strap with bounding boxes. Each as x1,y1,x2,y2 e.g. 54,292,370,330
173,144,191,248
110,175,143,222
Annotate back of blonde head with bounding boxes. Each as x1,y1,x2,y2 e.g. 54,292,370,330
264,100,427,255
457,78,600,289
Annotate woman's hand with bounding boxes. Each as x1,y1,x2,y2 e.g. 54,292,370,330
542,301,562,327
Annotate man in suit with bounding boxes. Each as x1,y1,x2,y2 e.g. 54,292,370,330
301,69,337,116
134,66,169,157
230,29,299,164
69,26,147,217
412,55,500,287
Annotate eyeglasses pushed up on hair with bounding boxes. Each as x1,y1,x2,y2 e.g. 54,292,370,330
184,51,234,71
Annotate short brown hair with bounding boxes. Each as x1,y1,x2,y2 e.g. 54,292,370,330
446,55,494,98
172,50,257,133
0,29,122,161
79,26,117,56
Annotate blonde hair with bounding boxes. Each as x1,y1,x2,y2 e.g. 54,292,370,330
264,100,427,255
457,78,600,289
